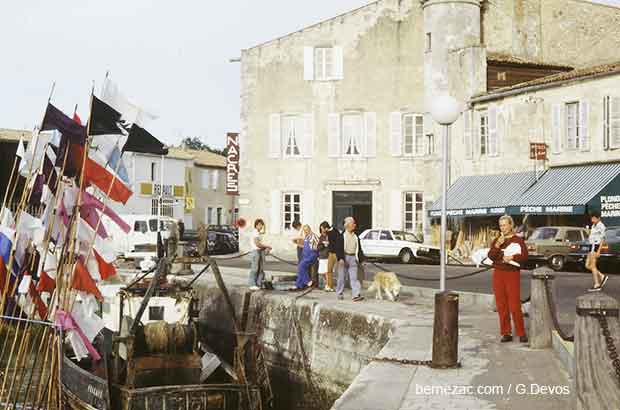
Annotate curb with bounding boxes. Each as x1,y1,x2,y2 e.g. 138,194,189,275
400,285,496,311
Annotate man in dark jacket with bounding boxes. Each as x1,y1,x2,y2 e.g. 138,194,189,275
320,221,342,291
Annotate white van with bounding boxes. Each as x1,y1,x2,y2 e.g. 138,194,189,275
103,214,175,260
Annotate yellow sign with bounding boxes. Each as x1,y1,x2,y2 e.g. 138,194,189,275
185,196,195,212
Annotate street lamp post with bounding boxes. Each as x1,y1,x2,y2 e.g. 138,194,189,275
429,94,462,369
430,95,462,291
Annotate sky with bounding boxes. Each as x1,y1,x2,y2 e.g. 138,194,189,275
1,0,619,149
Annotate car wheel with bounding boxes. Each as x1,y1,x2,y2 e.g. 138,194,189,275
549,255,565,271
399,249,414,264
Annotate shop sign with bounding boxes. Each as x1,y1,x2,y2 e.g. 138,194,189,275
601,195,620,218
529,143,547,160
226,133,240,195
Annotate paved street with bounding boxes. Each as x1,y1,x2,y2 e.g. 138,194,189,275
213,254,620,331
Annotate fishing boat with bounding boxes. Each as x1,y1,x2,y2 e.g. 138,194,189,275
60,256,271,410
0,79,271,410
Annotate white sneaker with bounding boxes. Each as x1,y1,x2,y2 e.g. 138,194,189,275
249,286,260,291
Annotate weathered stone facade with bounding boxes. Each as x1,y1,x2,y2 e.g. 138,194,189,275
238,0,620,252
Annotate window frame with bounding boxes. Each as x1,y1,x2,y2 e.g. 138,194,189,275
207,207,213,225
282,115,302,158
403,192,424,236
341,113,363,158
314,47,335,81
282,191,302,231
479,110,489,156
564,101,581,150
402,113,425,157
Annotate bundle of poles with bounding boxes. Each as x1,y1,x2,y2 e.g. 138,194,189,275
0,80,140,410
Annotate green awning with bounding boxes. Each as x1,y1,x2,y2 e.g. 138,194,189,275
428,171,537,217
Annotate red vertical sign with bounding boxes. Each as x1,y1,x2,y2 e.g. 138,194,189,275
226,133,240,195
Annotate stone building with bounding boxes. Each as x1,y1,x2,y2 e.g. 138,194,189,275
238,0,620,253
189,149,239,227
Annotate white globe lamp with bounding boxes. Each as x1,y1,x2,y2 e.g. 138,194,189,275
430,95,462,126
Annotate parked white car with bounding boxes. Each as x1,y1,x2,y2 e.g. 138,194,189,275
359,229,440,264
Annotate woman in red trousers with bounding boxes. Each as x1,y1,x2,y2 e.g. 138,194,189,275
488,215,529,343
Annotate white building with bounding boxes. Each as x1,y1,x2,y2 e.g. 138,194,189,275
237,0,620,253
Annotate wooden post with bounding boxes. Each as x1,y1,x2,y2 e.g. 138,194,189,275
529,268,555,349
575,292,620,410
431,291,459,368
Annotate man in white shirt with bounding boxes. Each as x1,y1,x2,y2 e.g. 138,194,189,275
248,219,272,291
586,211,608,292
336,217,364,302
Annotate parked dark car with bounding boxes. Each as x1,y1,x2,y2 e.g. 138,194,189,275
182,229,238,256
567,226,620,273
208,224,239,240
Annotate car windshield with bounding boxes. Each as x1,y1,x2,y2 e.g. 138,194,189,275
530,228,558,240
393,231,421,243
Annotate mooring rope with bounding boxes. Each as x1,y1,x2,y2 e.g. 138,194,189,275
543,278,575,342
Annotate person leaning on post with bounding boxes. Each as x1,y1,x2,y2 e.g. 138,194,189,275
586,210,609,292
248,218,272,291
488,215,529,343
336,217,365,302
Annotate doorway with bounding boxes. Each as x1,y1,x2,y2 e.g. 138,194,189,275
332,191,372,234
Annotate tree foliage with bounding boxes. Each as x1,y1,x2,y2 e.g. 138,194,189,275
181,137,228,156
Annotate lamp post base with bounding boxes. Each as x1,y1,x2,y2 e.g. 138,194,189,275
431,290,460,369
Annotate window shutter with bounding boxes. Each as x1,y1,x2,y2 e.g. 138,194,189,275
551,104,561,154
333,46,344,80
473,111,481,157
270,190,281,234
579,99,590,151
604,96,610,150
611,96,620,149
390,112,402,157
302,113,314,158
422,113,433,156
390,191,403,231
364,112,377,157
488,105,498,156
327,113,341,158
303,47,314,81
211,170,218,190
464,110,472,159
302,190,314,227
269,114,281,158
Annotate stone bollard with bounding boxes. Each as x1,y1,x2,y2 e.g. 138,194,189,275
529,267,555,349
575,292,620,410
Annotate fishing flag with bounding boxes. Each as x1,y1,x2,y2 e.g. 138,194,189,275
90,135,130,184
37,270,56,294
41,103,87,145
82,191,130,233
71,260,103,301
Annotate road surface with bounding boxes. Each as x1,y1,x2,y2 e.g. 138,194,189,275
212,253,620,332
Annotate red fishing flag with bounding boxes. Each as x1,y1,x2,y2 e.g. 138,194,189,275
71,260,103,301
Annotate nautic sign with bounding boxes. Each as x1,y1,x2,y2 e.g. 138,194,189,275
226,133,240,195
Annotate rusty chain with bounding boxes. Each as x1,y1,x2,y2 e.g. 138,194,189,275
371,356,433,366
543,278,575,342
595,314,620,385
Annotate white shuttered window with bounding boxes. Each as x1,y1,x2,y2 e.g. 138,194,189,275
565,102,579,150
604,96,620,149
551,104,562,154
464,110,473,159
282,192,302,231
402,114,425,156
478,110,489,156
268,114,313,159
404,192,424,237
304,47,343,81
342,114,363,157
